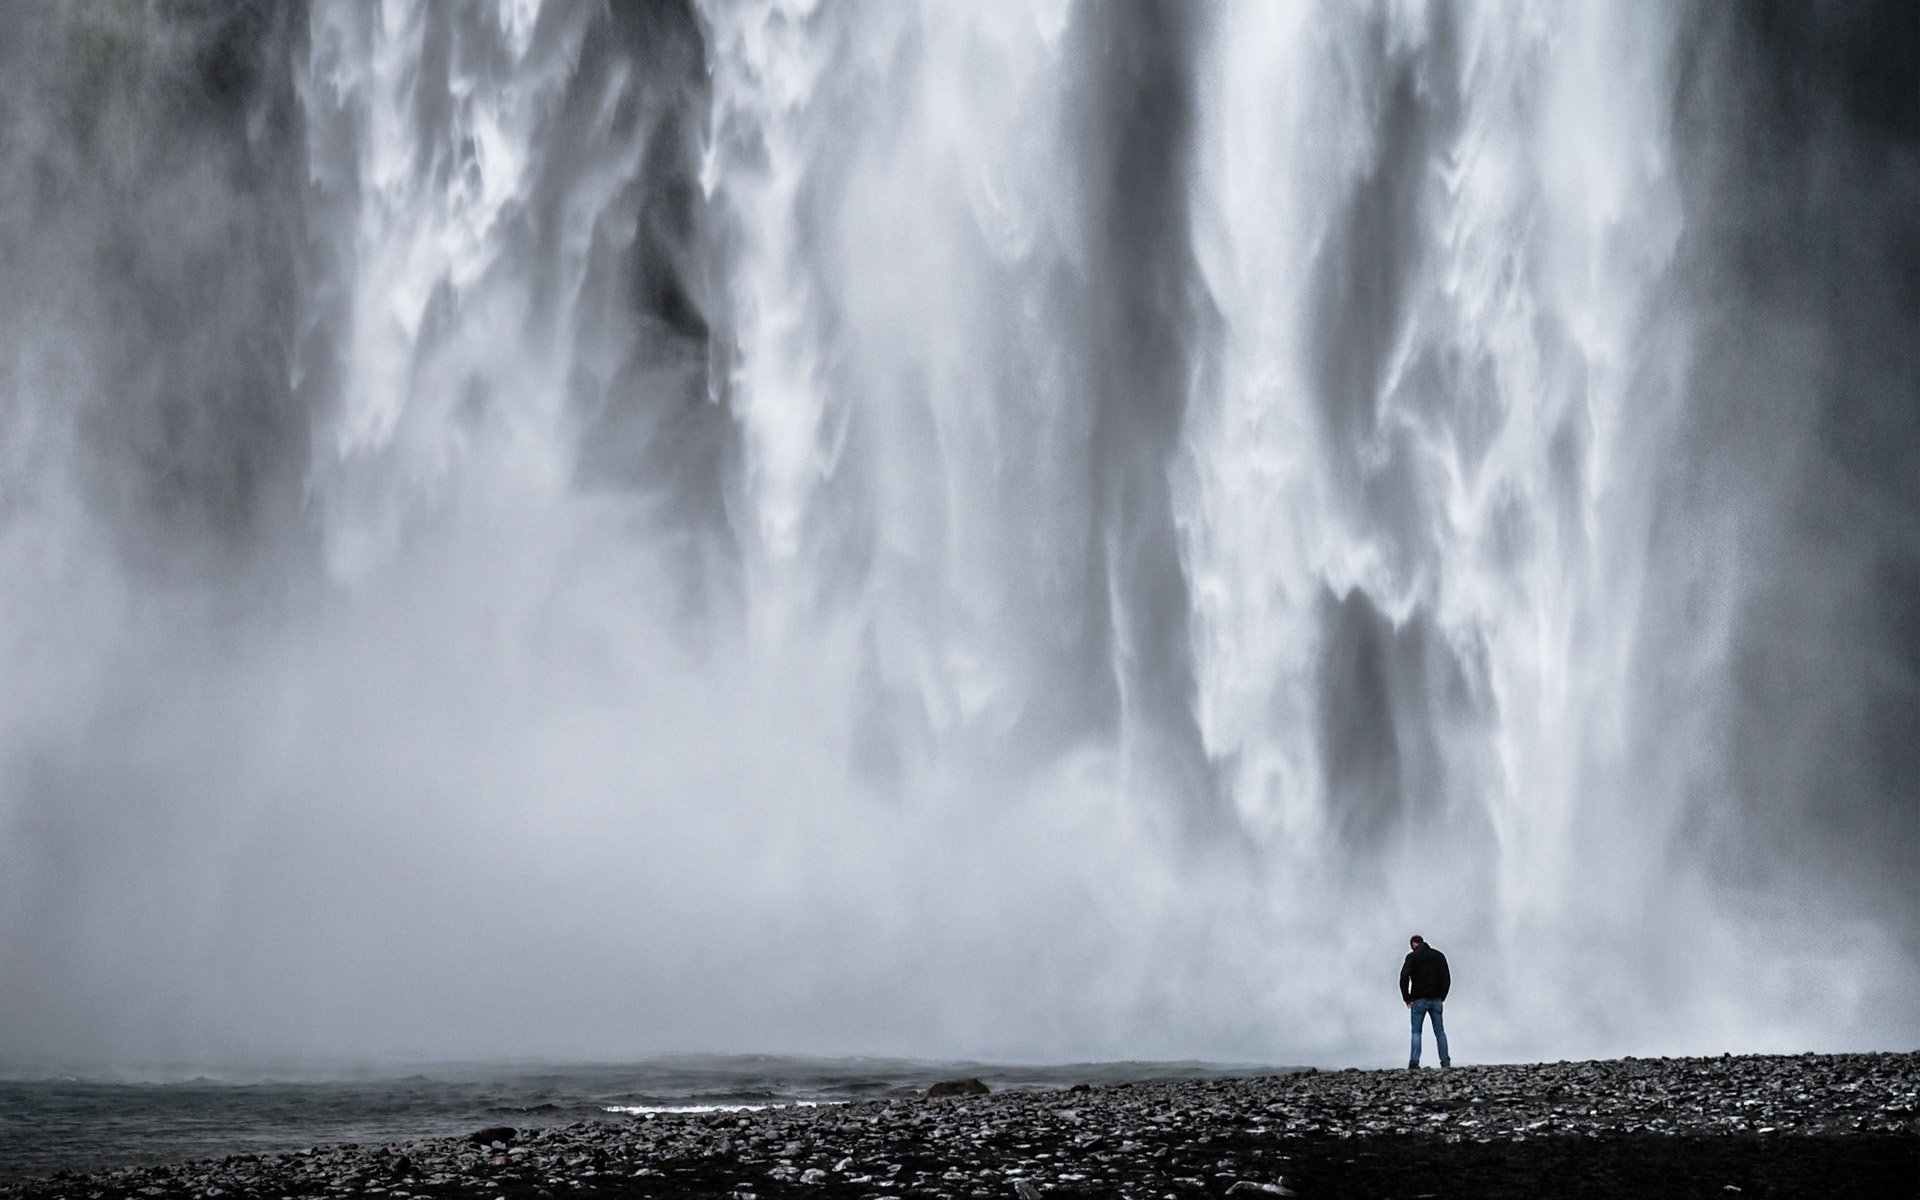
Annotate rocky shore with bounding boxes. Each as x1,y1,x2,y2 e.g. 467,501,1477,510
6,1053,1915,1199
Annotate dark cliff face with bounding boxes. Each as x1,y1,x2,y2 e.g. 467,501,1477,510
0,2,309,577
1071,0,1218,820
1664,0,1920,938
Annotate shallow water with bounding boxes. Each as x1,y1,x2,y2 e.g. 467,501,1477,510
0,1056,1277,1180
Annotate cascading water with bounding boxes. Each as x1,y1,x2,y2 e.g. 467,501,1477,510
0,1,1913,1067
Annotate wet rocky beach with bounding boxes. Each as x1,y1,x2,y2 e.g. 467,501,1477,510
7,1053,1915,1199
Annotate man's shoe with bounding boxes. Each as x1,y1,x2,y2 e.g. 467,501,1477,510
1407,1062,1418,1070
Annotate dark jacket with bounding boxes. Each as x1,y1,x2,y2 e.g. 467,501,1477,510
1400,944,1450,1003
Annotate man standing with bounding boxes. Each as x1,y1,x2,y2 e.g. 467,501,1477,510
1400,934,1450,1069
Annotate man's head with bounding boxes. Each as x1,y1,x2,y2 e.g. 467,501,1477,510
1409,934,1425,949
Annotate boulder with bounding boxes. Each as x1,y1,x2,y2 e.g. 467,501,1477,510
924,1078,991,1099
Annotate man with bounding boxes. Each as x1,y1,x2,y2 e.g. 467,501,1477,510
1400,934,1450,1069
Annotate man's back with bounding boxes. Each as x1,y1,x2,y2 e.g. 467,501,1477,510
1400,943,1450,1002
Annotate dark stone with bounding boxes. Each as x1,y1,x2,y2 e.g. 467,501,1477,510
465,1126,518,1146
3,1053,1916,1198
924,1078,991,1098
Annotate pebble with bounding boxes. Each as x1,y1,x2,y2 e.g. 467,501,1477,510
4,1052,1914,1199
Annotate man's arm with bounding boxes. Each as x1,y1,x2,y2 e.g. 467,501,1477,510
1399,955,1413,1006
1438,953,1450,1001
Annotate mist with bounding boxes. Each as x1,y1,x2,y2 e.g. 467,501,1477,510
0,0,1914,1071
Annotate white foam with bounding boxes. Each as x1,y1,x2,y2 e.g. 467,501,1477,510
604,1100,836,1115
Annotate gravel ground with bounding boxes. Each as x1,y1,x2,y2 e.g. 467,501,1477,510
6,1052,1915,1199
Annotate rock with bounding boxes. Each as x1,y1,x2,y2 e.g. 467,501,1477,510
926,1077,992,1098
6,1051,1916,1200
466,1126,517,1146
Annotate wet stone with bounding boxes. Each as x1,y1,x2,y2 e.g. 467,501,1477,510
5,1053,1917,1199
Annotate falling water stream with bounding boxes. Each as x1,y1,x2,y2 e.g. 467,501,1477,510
0,1,1914,1068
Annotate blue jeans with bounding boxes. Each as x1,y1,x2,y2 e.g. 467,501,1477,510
1409,998,1449,1066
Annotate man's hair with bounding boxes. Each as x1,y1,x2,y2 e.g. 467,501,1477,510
1409,934,1425,946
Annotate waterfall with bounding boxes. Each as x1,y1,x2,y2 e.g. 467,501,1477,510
0,0,1913,1066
